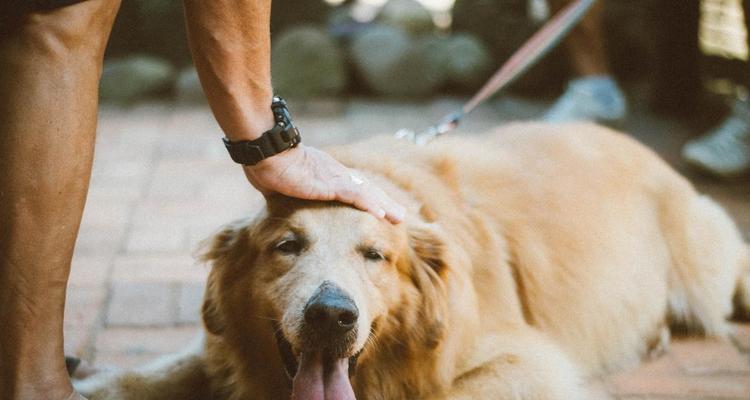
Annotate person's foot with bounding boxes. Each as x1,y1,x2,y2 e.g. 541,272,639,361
544,76,627,123
682,99,750,178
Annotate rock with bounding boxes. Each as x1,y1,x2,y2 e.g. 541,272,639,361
442,33,493,91
390,35,448,96
271,0,331,35
271,26,347,98
350,25,445,97
106,0,191,67
377,0,435,36
175,67,205,103
99,56,175,103
452,0,569,95
349,25,410,96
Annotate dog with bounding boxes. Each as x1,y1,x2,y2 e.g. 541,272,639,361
76,122,750,399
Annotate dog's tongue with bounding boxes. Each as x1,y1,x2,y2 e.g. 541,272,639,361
292,352,355,400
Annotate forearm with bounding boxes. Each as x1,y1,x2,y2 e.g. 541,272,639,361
183,0,274,141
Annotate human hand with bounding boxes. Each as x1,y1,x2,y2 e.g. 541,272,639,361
242,144,405,224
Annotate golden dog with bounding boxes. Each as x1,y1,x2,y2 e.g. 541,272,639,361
76,122,750,399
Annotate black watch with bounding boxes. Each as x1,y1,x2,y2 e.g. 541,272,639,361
222,96,301,166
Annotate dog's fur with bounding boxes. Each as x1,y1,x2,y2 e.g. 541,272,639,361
76,122,750,399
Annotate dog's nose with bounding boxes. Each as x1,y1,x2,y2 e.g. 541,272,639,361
304,282,359,334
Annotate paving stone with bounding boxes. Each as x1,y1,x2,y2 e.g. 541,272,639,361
68,255,112,287
612,353,682,380
670,338,750,374
94,326,200,368
608,374,750,399
619,396,730,400
111,254,208,283
106,282,177,326
130,200,241,229
177,282,206,324
74,226,126,256
91,159,152,181
64,286,107,356
85,178,146,202
124,226,187,253
79,201,132,229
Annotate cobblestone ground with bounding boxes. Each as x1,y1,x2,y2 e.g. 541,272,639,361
65,97,750,399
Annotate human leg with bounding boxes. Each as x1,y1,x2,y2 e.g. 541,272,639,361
650,0,703,116
544,0,626,123
681,1,750,177
0,0,120,398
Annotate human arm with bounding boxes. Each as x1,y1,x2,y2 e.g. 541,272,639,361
182,0,405,223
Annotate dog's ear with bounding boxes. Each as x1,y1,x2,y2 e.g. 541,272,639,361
198,221,249,264
201,273,226,336
407,222,450,349
409,222,448,275
198,221,253,336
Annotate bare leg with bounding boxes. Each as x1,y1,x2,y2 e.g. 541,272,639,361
547,0,610,77
543,0,626,123
0,1,120,399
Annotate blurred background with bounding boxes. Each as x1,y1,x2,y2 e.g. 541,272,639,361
100,0,747,107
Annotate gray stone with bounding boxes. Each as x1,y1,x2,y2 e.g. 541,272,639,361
272,26,347,98
106,282,176,327
350,25,445,97
377,0,435,36
175,67,205,103
100,56,175,103
106,0,191,67
271,0,331,35
452,0,568,95
442,33,493,91
177,282,205,325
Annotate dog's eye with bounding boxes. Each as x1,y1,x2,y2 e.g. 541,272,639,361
275,239,302,255
363,249,386,262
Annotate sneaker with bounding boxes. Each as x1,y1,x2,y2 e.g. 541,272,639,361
544,76,628,123
682,99,750,178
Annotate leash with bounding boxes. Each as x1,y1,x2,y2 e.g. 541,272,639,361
396,0,597,145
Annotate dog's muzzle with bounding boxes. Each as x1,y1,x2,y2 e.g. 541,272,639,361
274,281,363,381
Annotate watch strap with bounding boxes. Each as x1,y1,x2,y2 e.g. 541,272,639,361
222,97,301,166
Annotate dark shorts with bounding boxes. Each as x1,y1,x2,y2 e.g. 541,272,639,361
0,0,89,35
21,0,88,11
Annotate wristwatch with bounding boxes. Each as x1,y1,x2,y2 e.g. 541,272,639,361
222,96,301,166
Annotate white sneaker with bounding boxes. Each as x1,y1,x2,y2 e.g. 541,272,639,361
682,99,750,178
544,76,628,123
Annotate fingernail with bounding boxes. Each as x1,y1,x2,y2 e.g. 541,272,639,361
396,207,406,222
376,208,386,219
389,206,406,224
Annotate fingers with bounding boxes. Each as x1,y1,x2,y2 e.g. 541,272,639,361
244,144,406,224
374,186,406,224
335,174,405,224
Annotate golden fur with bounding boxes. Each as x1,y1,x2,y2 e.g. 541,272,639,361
76,122,750,399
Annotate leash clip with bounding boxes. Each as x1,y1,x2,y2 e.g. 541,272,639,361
395,111,462,146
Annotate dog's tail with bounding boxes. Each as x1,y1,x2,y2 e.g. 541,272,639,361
663,195,746,337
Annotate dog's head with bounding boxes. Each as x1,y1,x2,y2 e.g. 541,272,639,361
200,196,451,399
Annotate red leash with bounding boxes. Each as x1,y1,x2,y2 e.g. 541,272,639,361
397,0,598,144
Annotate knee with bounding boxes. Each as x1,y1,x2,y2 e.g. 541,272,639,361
18,0,121,63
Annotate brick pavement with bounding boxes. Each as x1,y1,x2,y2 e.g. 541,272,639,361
64,97,750,399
